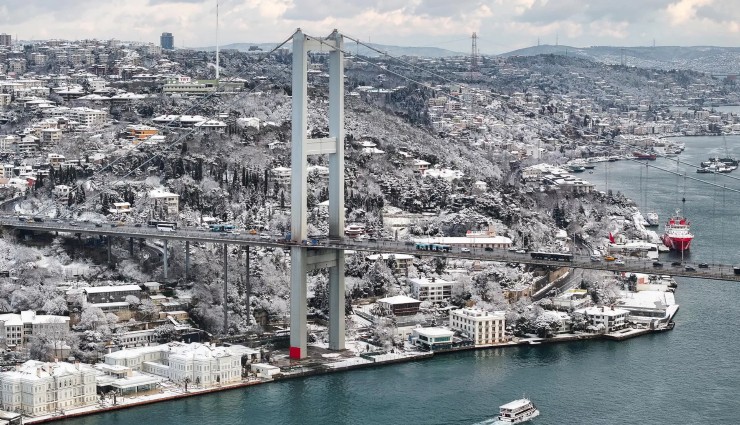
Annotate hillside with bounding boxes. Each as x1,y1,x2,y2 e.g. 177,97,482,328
500,45,740,74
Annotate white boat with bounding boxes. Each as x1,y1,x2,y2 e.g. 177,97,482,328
645,212,659,227
496,398,540,424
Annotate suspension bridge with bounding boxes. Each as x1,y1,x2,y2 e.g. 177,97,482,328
2,30,740,360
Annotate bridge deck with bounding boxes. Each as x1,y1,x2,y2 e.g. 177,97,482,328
2,219,738,282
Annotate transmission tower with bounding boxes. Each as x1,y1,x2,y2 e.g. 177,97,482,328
470,32,479,75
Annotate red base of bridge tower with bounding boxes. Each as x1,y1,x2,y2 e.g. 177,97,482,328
289,346,302,359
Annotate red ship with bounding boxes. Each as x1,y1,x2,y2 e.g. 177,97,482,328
633,151,657,160
661,213,694,252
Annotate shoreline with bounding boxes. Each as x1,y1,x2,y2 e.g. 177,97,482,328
24,325,673,424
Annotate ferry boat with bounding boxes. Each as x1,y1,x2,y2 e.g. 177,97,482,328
661,213,694,252
496,398,540,424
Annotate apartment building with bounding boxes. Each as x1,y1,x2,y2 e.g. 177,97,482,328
449,308,506,346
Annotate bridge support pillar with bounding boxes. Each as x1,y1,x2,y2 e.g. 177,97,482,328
129,237,134,256
185,241,190,279
245,246,251,326
163,239,168,280
290,247,307,359
107,237,112,263
223,244,228,334
289,30,345,359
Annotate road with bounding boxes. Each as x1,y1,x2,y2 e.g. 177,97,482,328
2,216,739,282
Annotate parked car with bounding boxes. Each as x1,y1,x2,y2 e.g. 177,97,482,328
604,255,616,261
134,223,142,227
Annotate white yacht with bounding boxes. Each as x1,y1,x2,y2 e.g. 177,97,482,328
496,398,540,424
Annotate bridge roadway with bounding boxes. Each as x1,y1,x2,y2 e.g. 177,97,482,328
2,217,739,282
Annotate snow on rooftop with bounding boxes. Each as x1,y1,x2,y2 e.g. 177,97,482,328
377,295,420,305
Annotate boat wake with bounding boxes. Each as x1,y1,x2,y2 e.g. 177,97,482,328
471,419,505,425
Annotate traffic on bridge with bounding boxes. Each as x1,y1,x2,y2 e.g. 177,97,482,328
3,215,740,282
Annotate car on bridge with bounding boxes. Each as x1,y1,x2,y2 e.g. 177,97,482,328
698,263,709,269
461,247,471,253
652,261,663,268
604,255,616,261
685,265,696,272
671,261,682,267
614,259,625,265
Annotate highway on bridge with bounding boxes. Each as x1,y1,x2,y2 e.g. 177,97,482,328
2,216,739,282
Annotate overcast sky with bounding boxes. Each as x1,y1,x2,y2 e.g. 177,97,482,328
1,0,739,53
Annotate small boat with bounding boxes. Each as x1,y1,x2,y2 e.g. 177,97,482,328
496,398,540,424
567,164,586,173
645,212,659,227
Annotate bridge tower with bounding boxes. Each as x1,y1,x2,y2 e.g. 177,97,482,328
290,29,345,359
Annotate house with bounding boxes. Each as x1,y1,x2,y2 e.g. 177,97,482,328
412,159,430,174
449,308,506,346
376,295,421,316
575,306,629,333
150,189,180,215
0,360,97,416
53,184,71,198
411,327,454,351
270,166,292,185
109,202,132,214
365,253,414,271
408,277,454,303
0,311,70,348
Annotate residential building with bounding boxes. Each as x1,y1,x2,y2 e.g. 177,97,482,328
109,202,132,214
409,277,454,303
365,253,414,271
0,311,70,348
376,295,421,316
0,33,11,47
576,306,629,333
0,360,97,416
53,185,71,198
41,128,62,144
104,342,259,388
411,327,454,351
127,125,158,141
270,166,292,185
150,189,180,215
79,285,143,307
161,32,174,50
449,308,506,346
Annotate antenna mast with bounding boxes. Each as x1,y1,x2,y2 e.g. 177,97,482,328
215,0,220,80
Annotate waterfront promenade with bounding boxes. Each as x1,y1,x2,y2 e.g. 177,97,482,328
26,326,669,424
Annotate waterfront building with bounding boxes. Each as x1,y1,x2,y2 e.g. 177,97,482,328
0,360,97,416
576,306,629,333
414,229,513,250
449,308,506,346
409,277,454,303
0,311,70,348
411,327,454,351
104,342,259,388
